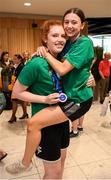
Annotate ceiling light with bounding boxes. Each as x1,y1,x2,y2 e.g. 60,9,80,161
24,2,31,6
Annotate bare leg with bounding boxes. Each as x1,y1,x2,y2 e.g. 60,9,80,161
70,116,84,137
78,115,84,128
43,159,62,179
72,119,79,132
71,116,84,131
60,149,67,178
43,149,67,179
22,105,68,166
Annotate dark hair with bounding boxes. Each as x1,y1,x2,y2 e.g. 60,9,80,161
0,51,9,63
14,54,23,62
63,8,86,23
41,20,63,46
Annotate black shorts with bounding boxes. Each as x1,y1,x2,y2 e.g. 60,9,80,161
35,121,69,161
59,97,93,121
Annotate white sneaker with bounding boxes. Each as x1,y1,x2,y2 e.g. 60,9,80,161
6,160,32,174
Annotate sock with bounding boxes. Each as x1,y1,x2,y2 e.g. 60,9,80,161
78,125,82,128
73,130,78,134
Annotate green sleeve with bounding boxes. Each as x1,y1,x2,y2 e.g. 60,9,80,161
18,58,39,87
64,37,94,69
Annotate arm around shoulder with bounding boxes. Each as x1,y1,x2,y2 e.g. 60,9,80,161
46,52,74,76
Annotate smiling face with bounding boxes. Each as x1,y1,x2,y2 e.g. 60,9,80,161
41,20,66,57
46,25,66,57
63,12,85,41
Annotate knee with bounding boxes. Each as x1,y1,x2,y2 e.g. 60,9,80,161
27,115,45,133
27,120,40,132
27,120,34,132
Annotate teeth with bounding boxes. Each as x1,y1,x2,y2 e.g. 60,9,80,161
56,45,63,47
67,31,73,33
56,44,64,46
66,29,73,33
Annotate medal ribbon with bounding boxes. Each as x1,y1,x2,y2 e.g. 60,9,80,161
51,70,67,102
51,70,62,93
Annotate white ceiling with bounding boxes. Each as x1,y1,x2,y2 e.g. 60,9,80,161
0,0,111,18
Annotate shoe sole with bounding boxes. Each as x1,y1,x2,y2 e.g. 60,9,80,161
0,153,7,161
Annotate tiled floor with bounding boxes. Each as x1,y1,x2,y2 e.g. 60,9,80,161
0,101,111,179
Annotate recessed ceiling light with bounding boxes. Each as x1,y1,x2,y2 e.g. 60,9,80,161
24,2,31,6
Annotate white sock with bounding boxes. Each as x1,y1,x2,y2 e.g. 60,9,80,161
73,130,78,134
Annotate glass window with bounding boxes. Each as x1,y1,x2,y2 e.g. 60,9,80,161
88,35,111,53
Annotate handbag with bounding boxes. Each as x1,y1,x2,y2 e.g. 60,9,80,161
0,92,6,115
8,75,16,91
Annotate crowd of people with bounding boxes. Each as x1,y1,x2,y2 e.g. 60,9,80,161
0,50,31,161
0,7,111,180
0,51,31,121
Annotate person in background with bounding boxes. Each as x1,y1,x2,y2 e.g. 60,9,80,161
0,92,7,161
8,54,28,123
0,51,13,110
108,54,111,93
22,50,31,64
99,52,111,104
22,50,31,106
0,51,10,91
6,8,94,176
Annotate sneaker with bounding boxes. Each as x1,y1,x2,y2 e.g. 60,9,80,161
77,127,83,131
0,151,7,161
70,131,79,138
5,160,32,174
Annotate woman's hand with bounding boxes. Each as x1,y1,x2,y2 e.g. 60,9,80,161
86,73,96,87
31,46,48,58
36,46,48,58
44,93,60,104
